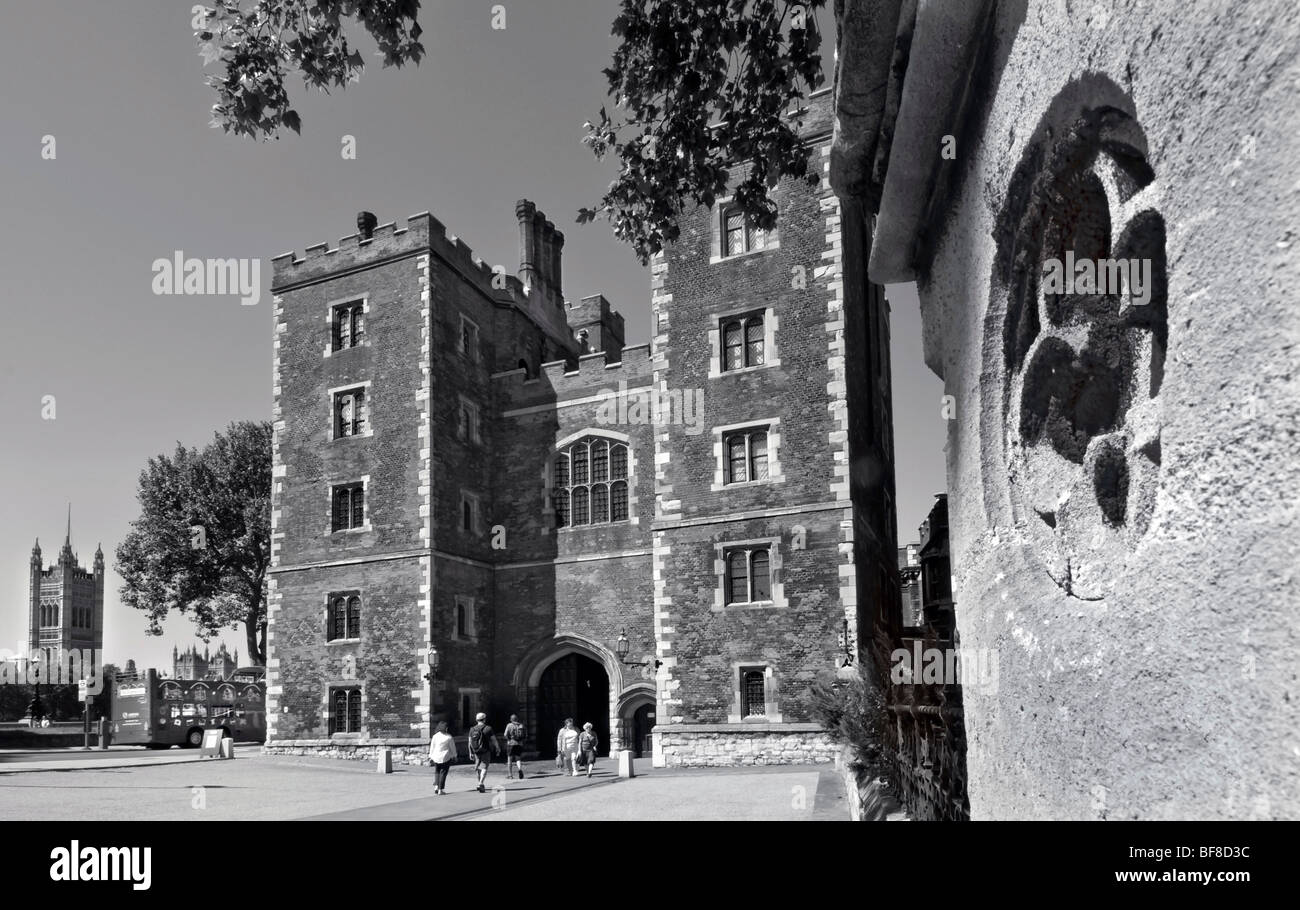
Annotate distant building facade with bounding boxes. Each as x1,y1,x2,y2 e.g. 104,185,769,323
898,544,921,627
263,90,899,767
28,513,104,660
880,494,969,821
173,643,239,681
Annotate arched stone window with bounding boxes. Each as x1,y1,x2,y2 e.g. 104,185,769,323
554,436,630,528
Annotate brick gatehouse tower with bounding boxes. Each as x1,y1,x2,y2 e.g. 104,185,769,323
264,90,898,767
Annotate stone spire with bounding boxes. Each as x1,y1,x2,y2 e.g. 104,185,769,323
59,505,74,563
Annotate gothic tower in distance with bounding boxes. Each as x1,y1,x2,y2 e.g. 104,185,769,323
29,510,105,658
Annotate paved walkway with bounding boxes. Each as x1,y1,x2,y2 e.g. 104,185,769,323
0,752,849,821
0,745,254,773
468,764,848,822
307,764,617,820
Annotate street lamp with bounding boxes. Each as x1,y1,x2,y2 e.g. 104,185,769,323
838,618,855,669
21,653,48,727
615,629,662,670
422,646,440,682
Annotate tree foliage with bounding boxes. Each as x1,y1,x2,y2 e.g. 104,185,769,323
809,667,890,777
116,422,272,665
580,0,829,263
195,0,424,139
194,0,826,264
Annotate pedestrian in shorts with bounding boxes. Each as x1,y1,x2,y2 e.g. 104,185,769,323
468,712,500,793
503,713,527,780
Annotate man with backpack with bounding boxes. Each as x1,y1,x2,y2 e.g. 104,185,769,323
468,712,500,793
503,713,527,780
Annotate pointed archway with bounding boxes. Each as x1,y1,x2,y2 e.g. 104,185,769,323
536,653,609,757
513,634,626,756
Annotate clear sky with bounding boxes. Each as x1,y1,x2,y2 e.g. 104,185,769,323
0,0,944,671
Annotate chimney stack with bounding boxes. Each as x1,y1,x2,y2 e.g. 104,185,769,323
533,210,548,297
551,229,564,302
516,200,538,291
540,219,556,299
515,200,565,305
357,211,377,240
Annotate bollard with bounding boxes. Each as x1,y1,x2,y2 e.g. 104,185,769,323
377,747,392,773
97,718,108,750
220,737,235,759
617,749,635,779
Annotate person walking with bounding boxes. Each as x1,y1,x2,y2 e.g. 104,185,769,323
429,721,457,795
556,718,580,776
503,713,527,780
468,712,500,793
578,722,599,778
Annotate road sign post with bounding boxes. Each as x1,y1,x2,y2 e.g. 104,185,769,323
79,679,90,750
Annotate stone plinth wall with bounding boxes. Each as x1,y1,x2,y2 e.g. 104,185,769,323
654,724,835,768
264,740,436,766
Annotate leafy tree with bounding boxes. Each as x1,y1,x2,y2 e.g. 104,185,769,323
580,0,829,263
194,0,827,263
116,422,272,666
195,0,424,139
809,667,890,778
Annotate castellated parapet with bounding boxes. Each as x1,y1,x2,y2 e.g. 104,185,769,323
271,210,575,348
492,343,653,413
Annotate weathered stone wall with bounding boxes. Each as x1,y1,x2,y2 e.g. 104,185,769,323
655,725,837,768
892,0,1299,818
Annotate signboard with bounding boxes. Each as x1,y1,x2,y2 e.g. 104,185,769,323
199,727,225,758
78,679,88,701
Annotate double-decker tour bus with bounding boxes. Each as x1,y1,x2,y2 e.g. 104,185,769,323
111,667,266,748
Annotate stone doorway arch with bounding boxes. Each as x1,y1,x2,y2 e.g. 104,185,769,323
512,634,626,756
615,684,657,758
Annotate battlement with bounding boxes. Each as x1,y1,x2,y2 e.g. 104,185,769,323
493,342,652,411
796,86,835,141
40,565,97,581
271,211,526,305
566,293,628,362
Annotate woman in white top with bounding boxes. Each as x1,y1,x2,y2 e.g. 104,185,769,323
429,721,457,794
556,718,581,777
